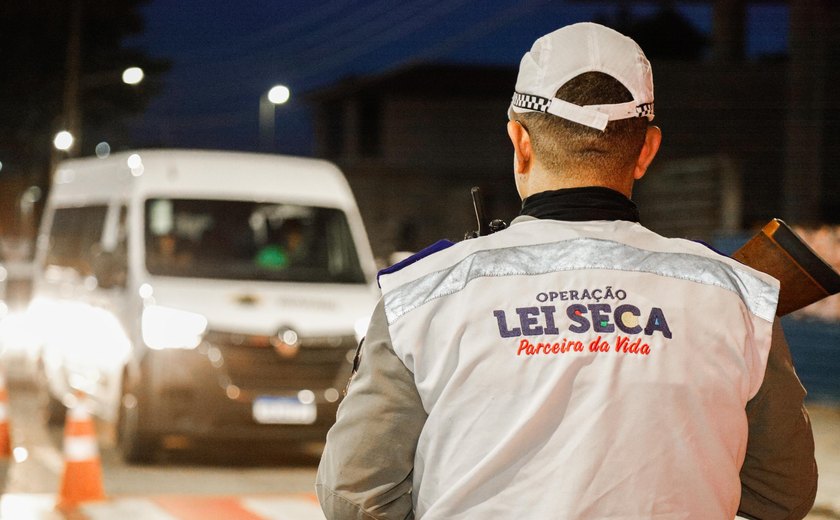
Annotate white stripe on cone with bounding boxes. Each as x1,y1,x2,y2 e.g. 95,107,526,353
68,404,92,421
64,436,99,462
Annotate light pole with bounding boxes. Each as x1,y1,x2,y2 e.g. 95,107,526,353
61,0,82,157
259,85,290,152
19,186,42,253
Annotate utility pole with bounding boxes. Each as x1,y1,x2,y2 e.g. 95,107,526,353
711,0,746,62
783,0,830,224
62,0,82,158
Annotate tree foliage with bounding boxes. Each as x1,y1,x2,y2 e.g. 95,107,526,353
0,1,169,184
597,5,709,61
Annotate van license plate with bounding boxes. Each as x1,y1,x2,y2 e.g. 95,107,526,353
252,396,316,425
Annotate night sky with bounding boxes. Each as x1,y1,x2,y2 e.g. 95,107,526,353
125,0,788,156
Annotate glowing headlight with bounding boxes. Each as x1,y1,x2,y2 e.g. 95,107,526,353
141,305,208,350
0,311,35,352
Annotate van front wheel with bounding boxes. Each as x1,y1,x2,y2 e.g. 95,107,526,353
117,377,157,464
36,362,66,427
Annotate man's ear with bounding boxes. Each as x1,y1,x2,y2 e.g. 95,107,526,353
507,121,533,174
633,125,662,181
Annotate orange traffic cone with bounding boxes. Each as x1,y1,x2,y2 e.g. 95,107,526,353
0,373,12,459
57,394,105,510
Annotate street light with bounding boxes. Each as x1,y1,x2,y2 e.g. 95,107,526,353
53,131,75,152
268,85,290,104
259,84,290,152
121,67,144,86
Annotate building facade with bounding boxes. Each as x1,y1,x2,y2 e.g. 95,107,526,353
308,59,797,261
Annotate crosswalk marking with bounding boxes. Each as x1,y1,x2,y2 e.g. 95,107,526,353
0,494,326,519
151,496,265,520
82,498,179,520
0,494,61,519
242,496,325,520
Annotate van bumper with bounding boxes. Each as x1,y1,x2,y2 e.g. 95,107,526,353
139,335,354,443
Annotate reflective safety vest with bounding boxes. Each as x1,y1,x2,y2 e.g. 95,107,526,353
378,218,779,520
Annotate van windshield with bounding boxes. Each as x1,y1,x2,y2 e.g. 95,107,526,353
144,199,366,284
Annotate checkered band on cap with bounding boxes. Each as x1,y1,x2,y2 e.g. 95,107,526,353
511,92,551,113
511,91,654,131
636,102,654,118
512,92,655,119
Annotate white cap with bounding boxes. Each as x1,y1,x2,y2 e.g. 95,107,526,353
509,22,654,131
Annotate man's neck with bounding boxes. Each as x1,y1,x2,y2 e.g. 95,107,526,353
518,186,640,223
519,165,633,200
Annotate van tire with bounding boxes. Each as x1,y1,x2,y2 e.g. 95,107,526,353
117,376,157,464
45,392,67,426
36,363,66,426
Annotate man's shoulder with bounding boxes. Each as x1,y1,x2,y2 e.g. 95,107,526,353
377,239,456,288
631,223,731,258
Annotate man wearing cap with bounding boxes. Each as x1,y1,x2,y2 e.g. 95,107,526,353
316,22,817,519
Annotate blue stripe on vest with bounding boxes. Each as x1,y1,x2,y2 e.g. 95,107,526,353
377,239,455,288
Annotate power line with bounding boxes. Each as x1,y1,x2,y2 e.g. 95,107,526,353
170,0,443,75
131,1,559,138
152,0,467,106
396,0,556,66
174,0,363,64
288,0,479,84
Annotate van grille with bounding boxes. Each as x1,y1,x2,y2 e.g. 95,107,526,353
205,331,356,393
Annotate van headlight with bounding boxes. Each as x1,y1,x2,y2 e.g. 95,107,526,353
142,305,208,350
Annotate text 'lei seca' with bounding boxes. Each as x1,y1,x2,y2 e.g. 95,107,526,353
493,287,672,358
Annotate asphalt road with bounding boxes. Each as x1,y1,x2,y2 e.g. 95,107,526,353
1,383,837,519
1,383,325,518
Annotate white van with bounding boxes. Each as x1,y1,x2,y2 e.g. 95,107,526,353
31,149,378,462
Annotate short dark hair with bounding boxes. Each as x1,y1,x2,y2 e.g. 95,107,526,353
513,72,649,182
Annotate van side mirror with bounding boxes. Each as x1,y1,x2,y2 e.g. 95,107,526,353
93,250,127,289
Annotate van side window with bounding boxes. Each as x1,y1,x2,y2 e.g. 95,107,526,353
45,206,108,276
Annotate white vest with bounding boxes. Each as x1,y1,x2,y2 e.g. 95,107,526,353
378,219,779,520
